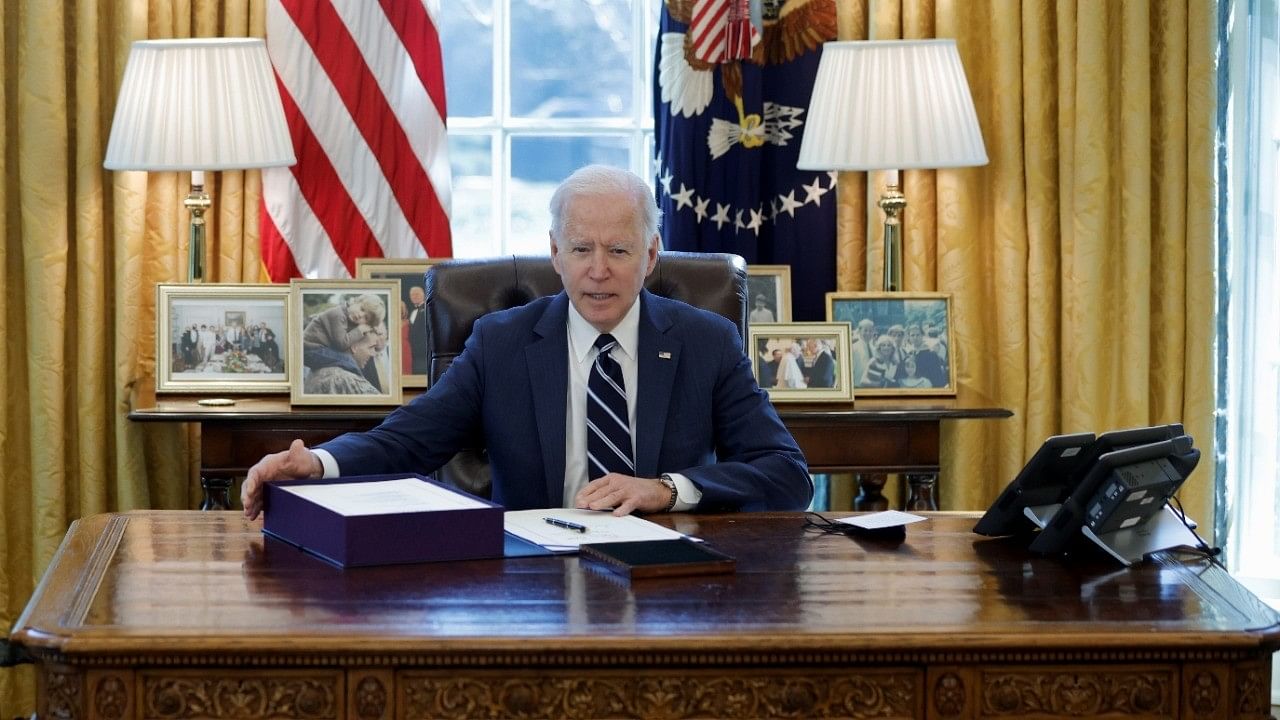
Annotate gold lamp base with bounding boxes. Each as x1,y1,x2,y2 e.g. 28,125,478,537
877,183,906,292
184,180,211,283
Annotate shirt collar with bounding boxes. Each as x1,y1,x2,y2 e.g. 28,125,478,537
568,294,641,363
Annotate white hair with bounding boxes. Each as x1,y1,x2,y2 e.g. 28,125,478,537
548,164,662,246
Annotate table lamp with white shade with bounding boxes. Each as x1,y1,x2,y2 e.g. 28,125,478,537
104,38,296,282
797,39,988,292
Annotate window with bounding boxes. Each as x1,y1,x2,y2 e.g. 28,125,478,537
439,0,659,257
1221,0,1280,705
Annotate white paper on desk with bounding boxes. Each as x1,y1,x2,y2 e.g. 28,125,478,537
837,510,928,530
504,508,685,550
279,478,489,516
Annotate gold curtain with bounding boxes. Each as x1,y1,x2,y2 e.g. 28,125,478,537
834,0,1216,519
0,1,264,714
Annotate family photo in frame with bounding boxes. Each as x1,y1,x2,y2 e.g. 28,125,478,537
748,322,853,403
355,257,443,388
826,292,955,396
155,284,291,394
746,265,792,323
289,279,402,406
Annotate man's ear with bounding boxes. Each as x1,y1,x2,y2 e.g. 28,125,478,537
549,232,562,273
644,234,660,276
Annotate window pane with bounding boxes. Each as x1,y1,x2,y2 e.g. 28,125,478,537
507,135,631,254
509,0,633,118
440,0,494,118
449,134,496,258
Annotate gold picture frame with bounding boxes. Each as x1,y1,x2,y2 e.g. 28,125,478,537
354,257,445,388
826,291,956,397
748,322,853,403
155,284,291,394
746,265,792,323
289,279,403,406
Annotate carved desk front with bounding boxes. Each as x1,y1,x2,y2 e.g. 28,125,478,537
11,512,1277,719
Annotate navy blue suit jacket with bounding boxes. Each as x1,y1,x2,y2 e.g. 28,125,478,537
319,290,812,511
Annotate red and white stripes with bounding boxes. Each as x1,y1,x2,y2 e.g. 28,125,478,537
687,0,758,64
260,0,452,280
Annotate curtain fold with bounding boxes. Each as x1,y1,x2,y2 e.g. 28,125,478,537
835,0,1217,520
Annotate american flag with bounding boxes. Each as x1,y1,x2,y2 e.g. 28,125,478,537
260,0,452,281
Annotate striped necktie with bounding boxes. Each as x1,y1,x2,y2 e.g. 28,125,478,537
586,334,634,480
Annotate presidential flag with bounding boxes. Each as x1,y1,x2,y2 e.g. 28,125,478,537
654,0,837,321
260,0,452,281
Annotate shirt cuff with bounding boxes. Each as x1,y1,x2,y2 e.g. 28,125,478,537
665,472,701,512
313,448,340,479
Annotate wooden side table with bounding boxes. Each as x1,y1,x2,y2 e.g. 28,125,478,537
129,381,1011,511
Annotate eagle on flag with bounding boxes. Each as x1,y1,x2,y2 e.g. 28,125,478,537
658,0,836,159
653,0,839,322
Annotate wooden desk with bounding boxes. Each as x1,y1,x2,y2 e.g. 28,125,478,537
11,512,1276,719
129,383,1011,511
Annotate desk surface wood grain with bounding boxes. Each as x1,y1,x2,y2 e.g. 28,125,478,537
11,512,1278,719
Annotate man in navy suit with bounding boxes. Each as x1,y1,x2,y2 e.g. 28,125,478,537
241,165,811,519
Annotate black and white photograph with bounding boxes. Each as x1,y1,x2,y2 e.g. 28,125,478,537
746,265,792,324
289,279,402,406
748,322,853,403
355,258,443,388
826,292,955,396
155,284,290,393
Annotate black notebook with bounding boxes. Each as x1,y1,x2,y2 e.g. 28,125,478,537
578,538,736,579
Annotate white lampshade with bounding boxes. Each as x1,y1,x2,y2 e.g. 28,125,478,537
104,38,295,171
797,39,988,172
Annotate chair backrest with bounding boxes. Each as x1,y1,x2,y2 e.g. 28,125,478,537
422,251,747,496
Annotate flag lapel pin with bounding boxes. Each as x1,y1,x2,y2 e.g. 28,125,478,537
658,351,672,360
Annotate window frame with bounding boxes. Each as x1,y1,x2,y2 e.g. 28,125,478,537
444,0,658,258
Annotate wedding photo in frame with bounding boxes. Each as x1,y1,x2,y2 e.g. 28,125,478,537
355,257,444,388
748,322,853,403
746,265,792,323
289,279,402,406
826,291,956,396
155,284,291,394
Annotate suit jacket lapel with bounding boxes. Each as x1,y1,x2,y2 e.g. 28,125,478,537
635,292,679,478
527,293,569,505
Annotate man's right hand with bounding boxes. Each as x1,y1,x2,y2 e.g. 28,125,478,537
241,439,323,520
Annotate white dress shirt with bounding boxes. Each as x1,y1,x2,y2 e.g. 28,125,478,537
561,300,700,510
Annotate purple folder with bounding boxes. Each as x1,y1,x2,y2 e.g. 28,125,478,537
262,473,504,567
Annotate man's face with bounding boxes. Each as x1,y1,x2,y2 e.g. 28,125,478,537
550,191,658,333
805,338,818,353
409,286,425,305
858,321,875,343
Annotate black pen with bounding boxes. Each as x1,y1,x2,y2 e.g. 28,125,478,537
543,517,588,533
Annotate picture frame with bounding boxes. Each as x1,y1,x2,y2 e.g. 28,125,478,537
289,279,403,406
155,284,291,394
748,322,853,403
355,258,445,388
826,291,956,396
746,265,792,323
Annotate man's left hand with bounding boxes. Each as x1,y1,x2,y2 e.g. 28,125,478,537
574,474,673,516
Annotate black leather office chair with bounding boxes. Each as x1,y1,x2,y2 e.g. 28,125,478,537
423,251,748,497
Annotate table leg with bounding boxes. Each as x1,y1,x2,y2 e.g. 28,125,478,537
905,473,939,511
200,476,234,511
853,474,889,511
